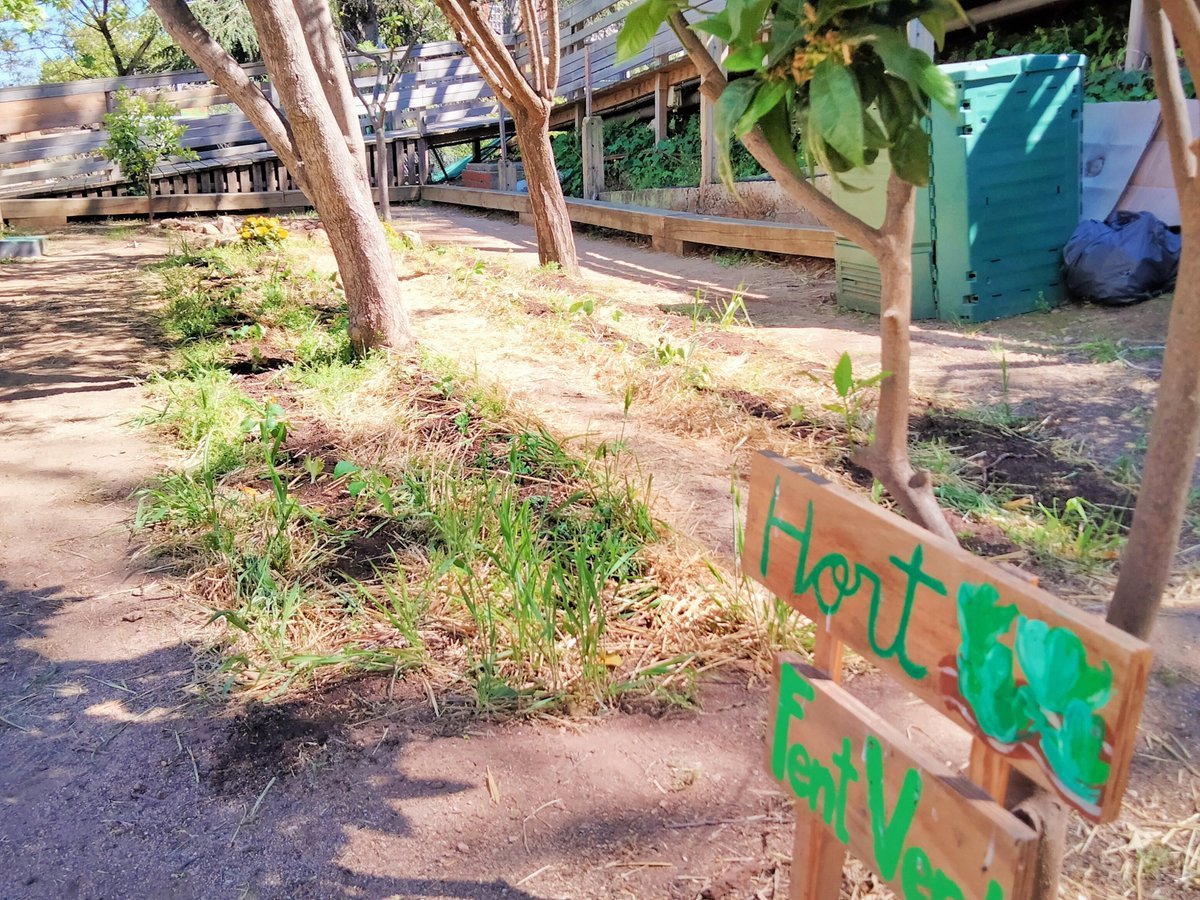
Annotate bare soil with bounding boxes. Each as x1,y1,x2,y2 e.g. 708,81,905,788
1,219,1197,899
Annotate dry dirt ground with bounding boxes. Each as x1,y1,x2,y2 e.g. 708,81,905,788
1,218,1197,900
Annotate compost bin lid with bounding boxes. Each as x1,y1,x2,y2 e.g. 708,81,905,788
938,53,1088,83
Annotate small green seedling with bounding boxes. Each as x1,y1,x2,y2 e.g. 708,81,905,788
819,351,889,439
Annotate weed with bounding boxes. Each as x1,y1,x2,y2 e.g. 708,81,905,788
818,351,888,440
1076,338,1121,363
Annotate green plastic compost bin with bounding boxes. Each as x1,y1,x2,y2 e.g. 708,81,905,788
833,53,1085,323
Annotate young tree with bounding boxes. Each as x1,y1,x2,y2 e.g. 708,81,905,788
1106,0,1200,640
148,0,416,352
432,0,580,275
619,0,963,540
342,0,444,220
100,87,195,223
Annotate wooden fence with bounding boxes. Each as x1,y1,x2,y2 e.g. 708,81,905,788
0,0,708,201
0,0,844,261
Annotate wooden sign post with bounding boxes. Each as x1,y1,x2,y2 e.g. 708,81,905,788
742,452,1153,898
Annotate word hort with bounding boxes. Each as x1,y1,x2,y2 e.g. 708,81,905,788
744,452,1151,823
770,662,1037,900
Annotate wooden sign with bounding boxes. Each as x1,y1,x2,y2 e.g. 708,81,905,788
770,658,1039,900
745,452,1152,823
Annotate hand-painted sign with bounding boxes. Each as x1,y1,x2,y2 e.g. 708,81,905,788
770,658,1038,900
745,452,1151,823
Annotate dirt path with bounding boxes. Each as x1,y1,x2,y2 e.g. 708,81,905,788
0,232,795,900
3,224,1196,899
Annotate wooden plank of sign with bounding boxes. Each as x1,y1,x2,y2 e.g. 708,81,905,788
789,633,846,900
744,451,1152,824
770,658,1039,900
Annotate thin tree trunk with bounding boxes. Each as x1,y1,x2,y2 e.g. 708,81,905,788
513,106,579,275
433,0,579,272
293,0,368,178
149,0,307,187
146,173,155,225
854,175,956,541
667,11,951,539
376,122,391,222
1107,0,1200,640
246,0,414,351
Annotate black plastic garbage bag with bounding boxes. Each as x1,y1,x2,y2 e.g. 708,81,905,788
1063,210,1181,305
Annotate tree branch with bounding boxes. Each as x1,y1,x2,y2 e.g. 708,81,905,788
148,0,306,187
1159,0,1200,83
520,0,546,97
545,0,561,96
292,0,367,176
434,0,540,109
125,28,161,75
666,11,883,253
1154,0,1200,182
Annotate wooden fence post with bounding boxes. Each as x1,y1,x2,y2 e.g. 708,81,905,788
653,71,670,143
581,115,604,200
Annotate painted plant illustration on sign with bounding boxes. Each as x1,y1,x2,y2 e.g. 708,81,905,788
945,581,1114,806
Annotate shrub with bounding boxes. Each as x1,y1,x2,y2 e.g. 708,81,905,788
238,216,289,246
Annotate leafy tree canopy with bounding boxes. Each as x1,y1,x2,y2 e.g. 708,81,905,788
1,0,257,86
618,0,966,187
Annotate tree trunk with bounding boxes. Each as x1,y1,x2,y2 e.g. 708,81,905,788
852,175,956,541
246,0,414,351
149,0,414,352
146,173,155,225
293,0,369,178
1107,0,1200,639
1109,219,1199,637
149,0,308,187
376,122,391,222
513,105,579,276
432,0,579,273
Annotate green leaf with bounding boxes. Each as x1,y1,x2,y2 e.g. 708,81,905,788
617,0,670,62
878,74,917,139
765,5,808,68
728,0,773,46
833,352,853,398
734,79,789,136
854,369,890,390
725,0,749,45
813,0,884,28
209,609,250,632
915,56,957,112
757,99,805,180
890,123,931,187
333,460,360,478
724,43,769,73
810,60,865,168
862,110,889,151
693,8,733,43
918,12,948,50
713,78,760,188
921,0,970,48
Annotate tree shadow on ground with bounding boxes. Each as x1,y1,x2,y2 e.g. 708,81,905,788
0,577,550,899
